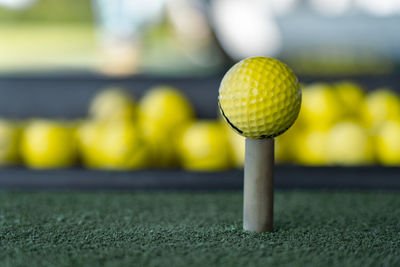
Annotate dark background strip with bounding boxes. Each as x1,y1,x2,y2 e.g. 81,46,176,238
0,166,399,191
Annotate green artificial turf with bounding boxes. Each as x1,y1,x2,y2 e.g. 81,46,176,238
0,191,399,267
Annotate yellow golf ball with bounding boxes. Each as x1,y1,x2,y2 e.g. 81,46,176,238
0,120,21,166
334,81,366,120
76,120,106,168
365,89,400,130
178,121,232,171
98,121,150,170
325,122,373,165
218,57,301,138
301,83,343,129
89,87,137,122
77,120,150,170
139,86,194,130
21,120,78,169
139,86,194,167
292,128,329,166
375,119,400,165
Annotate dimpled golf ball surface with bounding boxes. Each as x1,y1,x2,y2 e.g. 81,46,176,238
219,57,301,138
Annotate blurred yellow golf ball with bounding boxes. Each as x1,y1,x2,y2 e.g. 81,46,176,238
99,121,150,170
179,121,232,170
334,81,367,121
218,57,301,139
0,120,21,166
77,120,106,168
89,87,137,122
21,120,78,169
365,89,400,130
139,120,188,167
325,122,373,165
301,83,343,129
375,120,400,165
139,86,194,167
139,86,194,130
292,128,329,166
78,120,149,170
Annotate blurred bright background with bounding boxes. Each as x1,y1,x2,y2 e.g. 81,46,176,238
0,0,400,170
1,0,400,76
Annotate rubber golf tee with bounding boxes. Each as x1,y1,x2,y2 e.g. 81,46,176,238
243,138,274,233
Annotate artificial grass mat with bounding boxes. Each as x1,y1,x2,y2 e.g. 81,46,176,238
0,191,399,266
